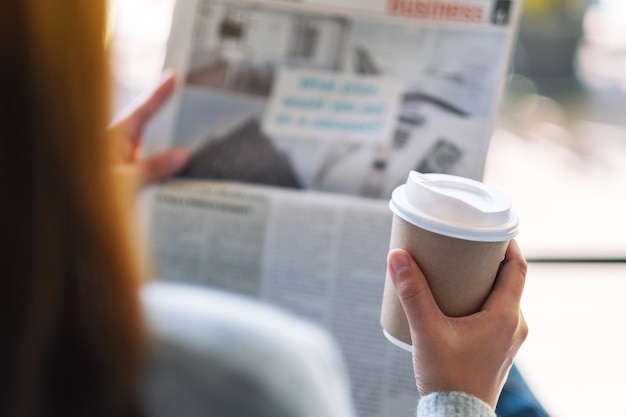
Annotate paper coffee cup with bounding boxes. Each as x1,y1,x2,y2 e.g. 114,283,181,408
380,171,519,351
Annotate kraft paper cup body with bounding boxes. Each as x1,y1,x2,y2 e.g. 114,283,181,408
380,171,519,351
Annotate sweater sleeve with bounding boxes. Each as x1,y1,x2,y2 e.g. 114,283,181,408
141,282,357,417
417,392,496,417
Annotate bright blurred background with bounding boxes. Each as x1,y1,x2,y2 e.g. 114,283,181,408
483,2,626,416
109,1,626,416
487,0,626,261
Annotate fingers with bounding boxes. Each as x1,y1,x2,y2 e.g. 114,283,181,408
483,240,527,313
110,70,177,148
139,148,189,186
387,249,442,333
516,309,529,347
131,70,176,128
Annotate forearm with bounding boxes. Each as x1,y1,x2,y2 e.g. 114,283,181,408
417,392,496,417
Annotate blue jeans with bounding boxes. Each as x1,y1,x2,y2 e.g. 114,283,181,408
496,364,550,417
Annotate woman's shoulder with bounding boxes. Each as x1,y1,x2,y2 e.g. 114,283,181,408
141,282,356,417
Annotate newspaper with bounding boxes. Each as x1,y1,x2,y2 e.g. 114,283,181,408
143,1,521,416
146,0,521,199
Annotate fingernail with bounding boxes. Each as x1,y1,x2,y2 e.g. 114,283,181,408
161,68,175,80
389,250,411,276
169,150,188,170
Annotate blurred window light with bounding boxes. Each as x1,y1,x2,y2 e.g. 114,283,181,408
576,1,626,91
108,0,176,107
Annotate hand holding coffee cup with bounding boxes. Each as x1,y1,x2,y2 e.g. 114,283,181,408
387,242,528,409
380,171,519,351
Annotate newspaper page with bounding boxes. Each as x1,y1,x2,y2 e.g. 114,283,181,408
149,179,423,417
146,0,521,199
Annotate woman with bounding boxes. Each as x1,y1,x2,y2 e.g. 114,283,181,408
0,1,532,416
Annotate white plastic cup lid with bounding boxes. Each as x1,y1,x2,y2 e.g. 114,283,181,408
389,171,519,242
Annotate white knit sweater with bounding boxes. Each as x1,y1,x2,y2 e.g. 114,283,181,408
418,392,496,417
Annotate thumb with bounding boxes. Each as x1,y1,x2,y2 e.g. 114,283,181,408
139,149,189,185
387,249,441,333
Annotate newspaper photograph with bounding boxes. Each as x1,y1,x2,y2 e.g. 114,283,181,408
152,0,519,199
